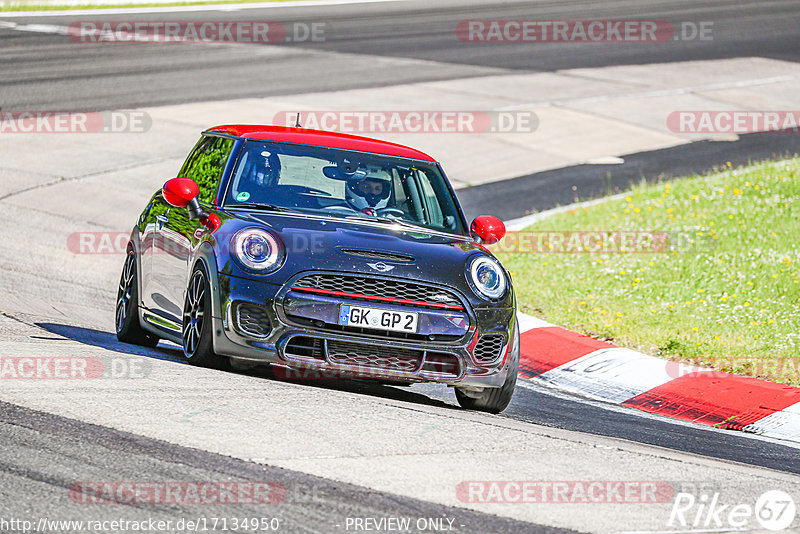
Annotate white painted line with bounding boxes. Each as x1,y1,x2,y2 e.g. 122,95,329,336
503,193,627,231
516,312,554,332
585,156,624,165
0,0,404,17
495,75,796,111
516,378,800,451
742,402,800,444
503,157,798,231
535,347,693,404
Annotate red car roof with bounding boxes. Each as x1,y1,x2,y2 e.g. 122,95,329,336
204,125,437,162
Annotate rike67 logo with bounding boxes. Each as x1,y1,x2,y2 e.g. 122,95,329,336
668,490,796,531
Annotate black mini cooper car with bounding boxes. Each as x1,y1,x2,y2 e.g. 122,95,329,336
116,125,518,413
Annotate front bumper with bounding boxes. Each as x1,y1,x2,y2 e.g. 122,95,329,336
211,272,516,388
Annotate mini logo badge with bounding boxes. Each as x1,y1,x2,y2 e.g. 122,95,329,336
367,262,394,273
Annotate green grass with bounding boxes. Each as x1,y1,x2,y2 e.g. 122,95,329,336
494,158,800,385
0,0,302,11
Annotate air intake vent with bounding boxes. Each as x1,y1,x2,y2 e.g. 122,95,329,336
327,340,423,373
340,249,415,263
236,303,271,338
285,336,325,361
421,353,461,378
473,334,505,364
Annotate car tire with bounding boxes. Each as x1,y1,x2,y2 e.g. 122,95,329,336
455,322,519,414
182,265,230,370
115,251,160,348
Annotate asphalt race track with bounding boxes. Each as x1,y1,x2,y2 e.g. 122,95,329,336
1,1,800,533
3,0,800,110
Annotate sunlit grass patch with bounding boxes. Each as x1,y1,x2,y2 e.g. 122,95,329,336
496,158,800,385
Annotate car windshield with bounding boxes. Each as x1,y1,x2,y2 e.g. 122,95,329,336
224,140,466,234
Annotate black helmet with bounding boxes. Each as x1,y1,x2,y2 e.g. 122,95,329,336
241,149,281,188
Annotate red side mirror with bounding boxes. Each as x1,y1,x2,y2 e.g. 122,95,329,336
471,215,506,245
162,177,199,208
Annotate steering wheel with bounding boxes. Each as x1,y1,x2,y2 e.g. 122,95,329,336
282,185,331,197
376,208,408,219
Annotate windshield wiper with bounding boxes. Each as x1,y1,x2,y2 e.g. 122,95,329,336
227,203,296,213
344,214,427,231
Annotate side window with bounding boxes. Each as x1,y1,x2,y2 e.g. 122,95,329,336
179,136,235,204
417,169,445,226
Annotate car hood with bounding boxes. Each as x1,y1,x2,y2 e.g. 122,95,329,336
249,211,483,269
215,211,510,302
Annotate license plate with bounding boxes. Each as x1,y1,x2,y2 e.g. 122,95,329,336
338,304,419,333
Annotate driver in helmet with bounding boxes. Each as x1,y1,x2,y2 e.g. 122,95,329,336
234,148,282,204
241,149,281,188
345,169,392,216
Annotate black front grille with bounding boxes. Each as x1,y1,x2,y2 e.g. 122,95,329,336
293,274,462,308
285,336,325,361
473,334,505,363
340,249,415,263
236,303,271,338
283,335,461,378
327,340,423,373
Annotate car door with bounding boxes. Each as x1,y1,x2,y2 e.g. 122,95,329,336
139,193,172,317
151,135,236,326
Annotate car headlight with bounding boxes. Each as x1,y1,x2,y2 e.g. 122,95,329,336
468,255,507,301
232,228,283,272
